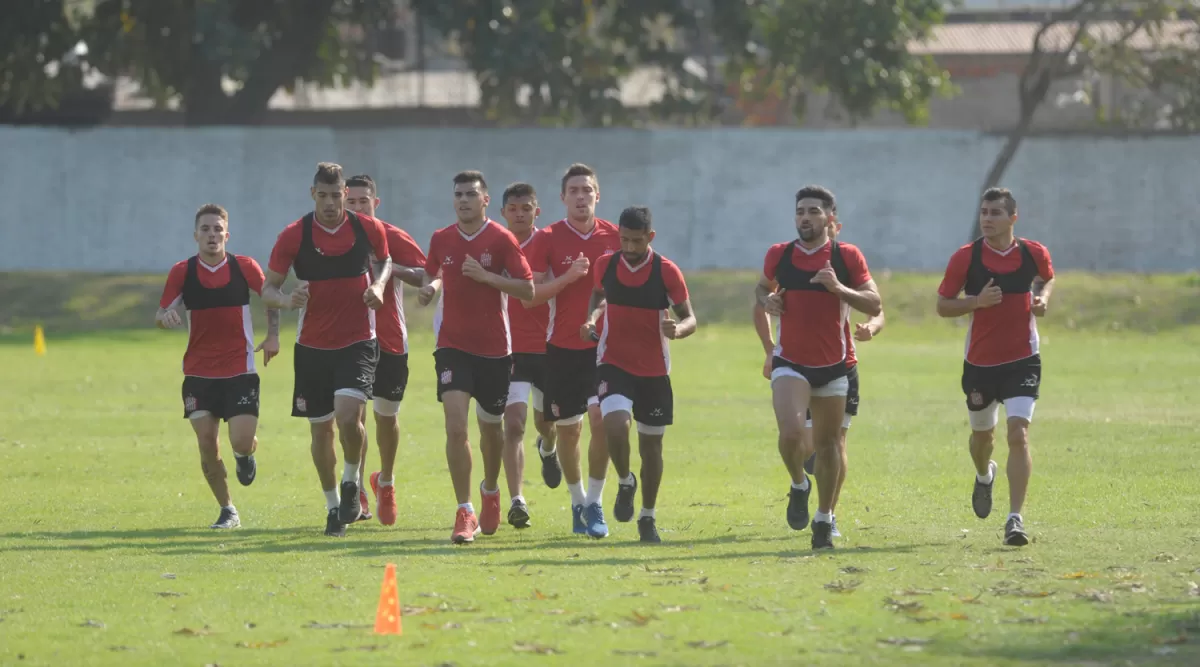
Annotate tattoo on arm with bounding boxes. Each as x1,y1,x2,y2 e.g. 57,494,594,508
266,308,280,337
370,257,392,286
588,288,607,319
671,301,692,320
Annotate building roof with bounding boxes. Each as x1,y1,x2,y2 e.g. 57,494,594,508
913,20,1198,55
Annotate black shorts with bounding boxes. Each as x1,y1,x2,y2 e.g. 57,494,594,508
543,344,598,421
434,347,511,417
373,351,409,403
596,364,673,427
771,357,848,391
292,340,379,419
805,364,860,421
182,374,260,421
510,352,546,393
962,355,1041,411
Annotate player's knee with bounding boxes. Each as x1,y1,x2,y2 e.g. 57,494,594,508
445,418,470,444
229,434,255,456
503,419,526,444
1006,422,1029,449
970,429,995,448
637,434,663,458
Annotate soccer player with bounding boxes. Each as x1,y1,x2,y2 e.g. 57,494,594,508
262,163,393,538
156,204,280,529
344,174,428,527
525,163,622,538
755,185,881,550
583,206,696,543
752,217,887,539
417,171,534,544
936,187,1054,547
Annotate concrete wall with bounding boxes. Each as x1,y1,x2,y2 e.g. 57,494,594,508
1,127,1197,273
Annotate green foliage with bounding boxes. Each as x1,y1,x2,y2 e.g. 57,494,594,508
0,0,89,113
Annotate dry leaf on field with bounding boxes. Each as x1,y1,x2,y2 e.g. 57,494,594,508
80,620,105,628
301,621,371,630
614,649,658,657
401,605,435,616
235,639,287,649
174,626,213,636
686,640,729,649
907,615,940,624
949,613,969,621
108,645,133,652
898,588,933,596
1076,589,1114,603
155,591,184,598
325,583,346,591
620,592,648,597
627,611,657,626
884,598,924,613
1004,616,1049,624
959,592,985,604
878,637,932,647
824,580,861,593
1116,582,1148,593
420,622,461,630
840,566,869,574
161,573,176,579
567,615,598,626
1152,553,1178,563
1060,572,1097,580
545,609,568,615
513,641,561,655
331,644,387,653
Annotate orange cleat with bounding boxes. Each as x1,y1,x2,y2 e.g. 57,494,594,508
370,472,398,526
479,483,502,536
451,507,480,544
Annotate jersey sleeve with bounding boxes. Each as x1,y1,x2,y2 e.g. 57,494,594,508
526,227,551,274
237,256,267,296
661,258,690,305
762,244,786,282
937,247,973,298
1029,241,1055,282
159,261,188,308
592,253,613,290
841,244,872,288
364,216,390,261
388,227,427,268
267,223,302,276
503,232,533,280
423,231,442,277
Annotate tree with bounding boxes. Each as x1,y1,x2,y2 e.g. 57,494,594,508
0,0,100,122
970,0,1199,240
80,0,394,124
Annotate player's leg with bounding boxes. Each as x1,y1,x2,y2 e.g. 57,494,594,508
503,381,531,528
369,351,406,527
771,370,812,531
189,411,238,529
827,367,857,537
998,356,1039,545
809,383,847,549
292,344,343,535
434,349,480,543
600,393,635,523
545,346,592,528
475,354,510,536
222,374,260,487
631,374,671,544
584,399,610,522
964,362,1001,521
330,341,378,523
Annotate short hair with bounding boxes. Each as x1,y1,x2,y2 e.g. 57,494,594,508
194,203,228,226
502,182,537,205
982,187,1017,216
453,170,487,192
561,163,598,193
795,185,836,213
313,162,344,186
618,206,653,231
346,174,376,196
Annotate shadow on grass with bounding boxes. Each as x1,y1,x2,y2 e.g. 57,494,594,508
931,606,1200,666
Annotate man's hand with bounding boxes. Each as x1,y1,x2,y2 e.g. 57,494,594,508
1031,295,1048,317
763,288,786,316
580,321,598,343
157,309,183,329
417,283,437,306
762,355,773,380
810,260,842,291
565,252,590,281
661,314,680,340
290,281,310,310
363,283,385,310
976,278,1003,309
854,322,875,342
255,336,280,366
461,255,492,284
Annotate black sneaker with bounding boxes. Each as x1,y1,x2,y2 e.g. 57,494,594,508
338,481,361,523
803,453,815,475
811,519,834,550
235,454,256,486
508,499,531,529
324,508,345,537
786,482,811,530
972,460,997,519
1004,515,1029,546
210,507,240,529
538,438,562,489
637,516,661,543
613,474,638,523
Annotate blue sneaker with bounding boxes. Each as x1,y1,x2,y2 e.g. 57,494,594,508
572,504,587,535
583,503,609,539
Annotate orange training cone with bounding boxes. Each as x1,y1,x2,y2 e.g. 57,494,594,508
374,563,402,635
33,325,46,356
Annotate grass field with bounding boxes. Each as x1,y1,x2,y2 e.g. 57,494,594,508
1,272,1199,666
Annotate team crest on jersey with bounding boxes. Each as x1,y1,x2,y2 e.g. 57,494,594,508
295,396,307,412
551,403,560,417
184,395,197,412
969,391,984,407
597,381,608,397
602,248,616,256
480,250,492,268
440,369,453,385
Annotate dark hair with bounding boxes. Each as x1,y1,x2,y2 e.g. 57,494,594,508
795,185,836,213
618,206,653,231
194,203,228,226
561,163,598,194
981,187,1017,216
346,174,376,196
453,170,487,192
313,162,344,186
502,182,537,205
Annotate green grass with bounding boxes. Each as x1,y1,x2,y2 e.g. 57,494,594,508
1,275,1200,666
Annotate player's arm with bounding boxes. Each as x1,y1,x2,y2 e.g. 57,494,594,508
664,299,697,340
830,278,882,317
466,265,534,301
155,265,185,329
854,309,886,341
392,265,425,287
261,269,309,310
523,252,591,307
155,305,182,329
754,275,785,315
751,301,774,354
580,286,606,342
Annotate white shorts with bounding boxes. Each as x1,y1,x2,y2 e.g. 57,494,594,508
805,414,853,430
372,398,402,417
770,368,849,398
969,397,1037,431
506,381,545,410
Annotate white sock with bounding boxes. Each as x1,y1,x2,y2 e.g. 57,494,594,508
223,504,236,512
458,502,475,514
977,468,994,484
512,495,526,506
1008,512,1022,522
480,482,499,496
585,477,605,506
377,476,394,488
323,489,339,511
567,482,585,507
539,442,557,457
814,510,833,524
233,452,249,460
619,473,635,486
792,477,810,492
639,508,656,520
342,462,359,484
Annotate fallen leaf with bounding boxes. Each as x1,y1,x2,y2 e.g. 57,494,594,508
840,566,869,574
689,502,725,508
235,639,287,649
567,615,598,626
1060,572,1097,580
621,592,648,597
642,565,688,574
161,573,176,580
907,616,940,624
401,605,435,616
545,609,568,615
959,592,985,604
662,605,699,613
878,637,932,647
80,620,105,628
1152,553,1178,563
325,583,346,591
244,622,257,630
614,649,658,657
823,580,861,593
1076,589,1114,603
108,645,133,652
685,640,729,649
1116,582,1148,593
898,588,933,596
155,592,184,598
512,641,561,655
419,622,461,630
1004,616,1049,625
331,645,387,653
627,611,657,626
302,621,372,630
884,598,924,613
949,613,969,621
417,592,442,598
174,626,213,636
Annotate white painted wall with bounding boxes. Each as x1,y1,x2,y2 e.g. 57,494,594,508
1,127,1196,273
